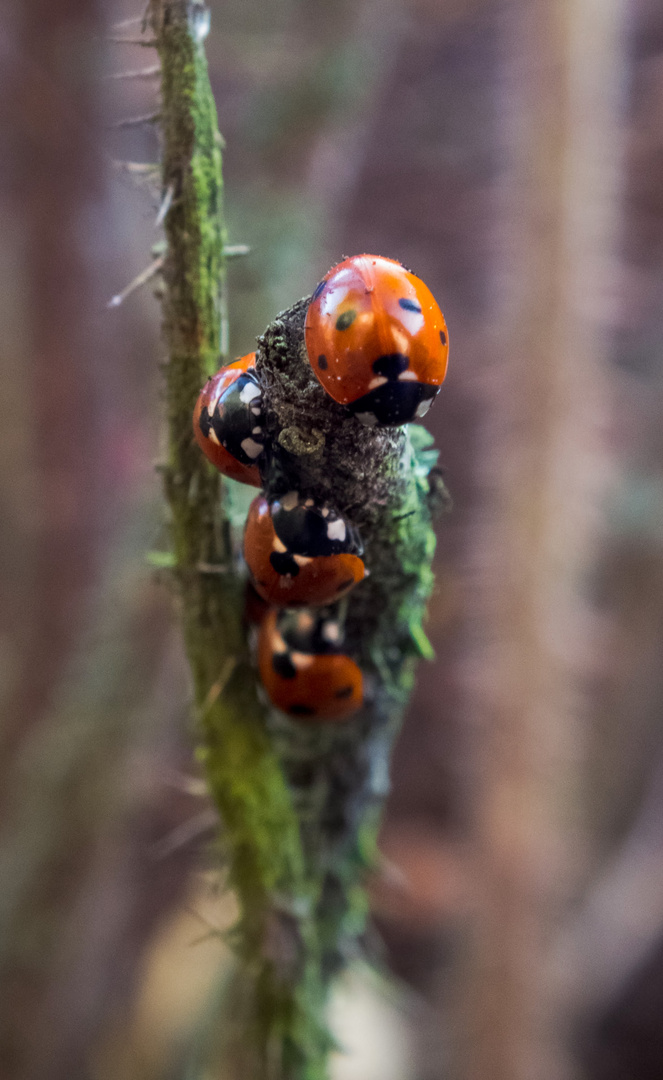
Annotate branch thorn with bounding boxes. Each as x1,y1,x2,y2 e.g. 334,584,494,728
106,65,161,81
155,182,175,228
111,112,161,129
107,254,164,309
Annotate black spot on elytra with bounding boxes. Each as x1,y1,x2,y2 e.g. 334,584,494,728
277,609,341,654
372,353,409,379
311,280,325,302
348,380,437,425
439,330,447,345
270,551,300,577
272,502,363,558
290,704,316,717
335,309,357,331
335,685,354,699
399,298,421,313
272,651,297,679
317,354,328,370
197,408,212,438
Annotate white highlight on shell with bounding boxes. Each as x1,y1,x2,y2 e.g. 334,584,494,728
356,412,378,427
390,329,409,354
208,429,221,445
208,394,221,416
241,437,263,459
398,370,418,381
293,554,313,567
322,621,340,644
239,381,261,404
416,398,433,417
281,491,299,512
326,519,346,543
291,652,314,670
368,376,388,390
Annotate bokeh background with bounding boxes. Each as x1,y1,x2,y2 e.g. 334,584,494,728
1,0,663,1078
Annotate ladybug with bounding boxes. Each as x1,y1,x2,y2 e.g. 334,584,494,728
244,491,365,607
272,605,345,654
243,581,271,629
305,254,449,426
193,352,266,486
258,608,363,721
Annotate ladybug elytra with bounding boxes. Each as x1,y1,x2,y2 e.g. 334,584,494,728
258,608,363,721
193,352,266,486
305,254,449,426
244,492,365,607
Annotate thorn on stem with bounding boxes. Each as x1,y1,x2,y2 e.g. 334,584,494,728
111,112,161,129
106,65,161,80
201,658,238,716
107,37,158,47
150,808,218,860
223,244,251,258
107,254,164,309
111,160,159,173
110,15,145,31
155,182,175,228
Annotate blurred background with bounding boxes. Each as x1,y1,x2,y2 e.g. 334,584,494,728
1,0,662,1077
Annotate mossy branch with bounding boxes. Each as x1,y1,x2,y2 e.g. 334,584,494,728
149,3,443,1077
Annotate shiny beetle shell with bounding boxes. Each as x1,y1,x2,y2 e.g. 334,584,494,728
193,352,266,486
244,492,365,607
258,609,363,721
305,254,448,426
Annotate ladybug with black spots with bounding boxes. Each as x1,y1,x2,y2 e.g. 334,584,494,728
193,352,266,486
244,491,365,607
258,608,363,721
305,254,449,426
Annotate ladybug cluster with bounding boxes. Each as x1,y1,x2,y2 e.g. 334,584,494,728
192,255,449,722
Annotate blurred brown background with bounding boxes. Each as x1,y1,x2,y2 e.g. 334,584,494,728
1,0,663,1078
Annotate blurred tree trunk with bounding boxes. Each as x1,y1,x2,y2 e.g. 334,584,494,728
0,0,103,761
0,4,198,1078
456,2,625,1079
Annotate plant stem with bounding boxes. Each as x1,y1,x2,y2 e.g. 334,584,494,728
149,4,443,1077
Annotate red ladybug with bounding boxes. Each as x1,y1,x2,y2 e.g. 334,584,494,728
258,608,363,721
305,254,449,426
243,582,271,629
244,492,365,607
193,352,266,486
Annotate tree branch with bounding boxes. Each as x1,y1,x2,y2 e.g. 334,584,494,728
149,3,442,1076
